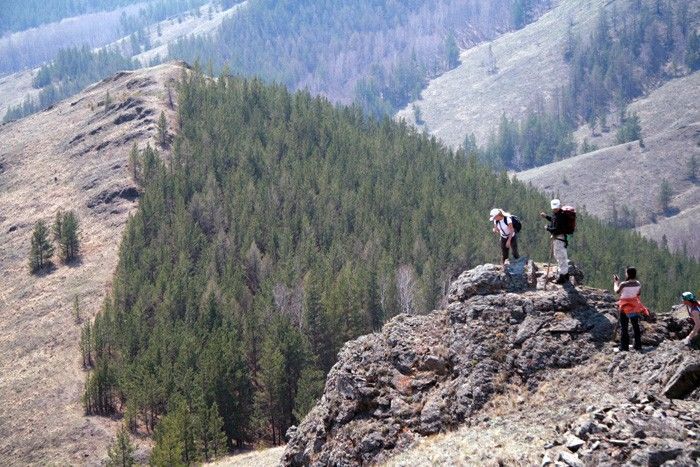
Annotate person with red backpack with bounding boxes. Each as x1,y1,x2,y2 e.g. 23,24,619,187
489,208,521,266
540,199,576,284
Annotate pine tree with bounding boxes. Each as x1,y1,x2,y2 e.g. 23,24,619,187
196,403,228,461
80,321,92,368
616,112,642,144
29,220,54,273
129,143,141,184
157,111,168,147
486,44,497,74
83,359,115,415
302,269,332,371
73,294,81,324
658,180,673,215
104,91,112,114
53,210,80,263
256,338,285,444
445,33,460,68
687,30,700,71
293,364,325,421
107,425,135,467
150,401,189,467
511,0,528,29
52,210,63,244
412,104,423,125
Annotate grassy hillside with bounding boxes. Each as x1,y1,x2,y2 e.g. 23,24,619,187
0,62,185,464
82,69,699,463
0,0,146,36
398,0,699,257
397,0,609,147
517,71,700,258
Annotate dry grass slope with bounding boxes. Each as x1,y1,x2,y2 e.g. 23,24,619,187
206,446,285,467
0,69,40,119
127,1,248,66
396,0,615,148
517,72,700,258
0,62,186,465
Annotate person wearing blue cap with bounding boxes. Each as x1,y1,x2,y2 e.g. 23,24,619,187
681,292,700,346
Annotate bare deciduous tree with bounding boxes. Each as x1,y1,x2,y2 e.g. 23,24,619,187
396,264,418,315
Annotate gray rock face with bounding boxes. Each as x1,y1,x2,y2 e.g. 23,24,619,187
663,360,700,399
545,395,700,466
282,263,700,466
446,258,537,303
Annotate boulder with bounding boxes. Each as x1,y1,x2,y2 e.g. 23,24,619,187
663,359,700,400
447,260,535,303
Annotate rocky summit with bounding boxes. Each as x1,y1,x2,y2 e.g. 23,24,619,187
282,259,699,466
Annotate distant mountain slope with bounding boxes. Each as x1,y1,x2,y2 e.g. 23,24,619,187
517,72,700,258
112,1,248,66
0,62,186,464
166,0,553,116
0,69,38,118
0,2,244,121
0,2,145,76
396,0,611,147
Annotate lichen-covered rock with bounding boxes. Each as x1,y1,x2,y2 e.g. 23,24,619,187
446,258,537,303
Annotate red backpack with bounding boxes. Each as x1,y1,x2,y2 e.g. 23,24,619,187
560,206,576,235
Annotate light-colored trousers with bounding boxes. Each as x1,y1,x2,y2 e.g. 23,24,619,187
553,236,569,275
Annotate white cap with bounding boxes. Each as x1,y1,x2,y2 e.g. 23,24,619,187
551,199,561,209
489,208,501,221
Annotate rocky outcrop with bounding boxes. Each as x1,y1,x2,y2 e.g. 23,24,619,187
282,261,699,466
543,390,700,466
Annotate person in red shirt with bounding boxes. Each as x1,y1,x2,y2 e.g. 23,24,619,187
613,267,649,351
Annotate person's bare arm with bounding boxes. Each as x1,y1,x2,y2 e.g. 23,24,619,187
613,276,622,294
505,222,515,246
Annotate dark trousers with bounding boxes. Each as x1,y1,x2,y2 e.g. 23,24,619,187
500,236,519,262
619,312,642,350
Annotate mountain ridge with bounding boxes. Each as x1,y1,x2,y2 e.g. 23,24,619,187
0,61,187,464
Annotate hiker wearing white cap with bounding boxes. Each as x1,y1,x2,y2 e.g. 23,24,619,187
490,208,521,266
540,199,573,284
